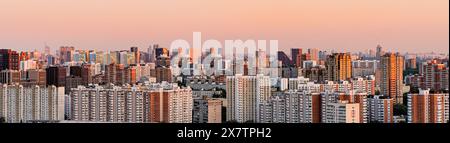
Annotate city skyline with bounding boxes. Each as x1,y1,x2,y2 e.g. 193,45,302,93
1,38,448,124
0,0,448,54
1,3,450,143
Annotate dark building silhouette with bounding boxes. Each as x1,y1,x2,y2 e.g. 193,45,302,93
46,66,67,87
291,48,302,67
70,66,82,77
81,64,93,86
0,49,20,71
65,75,82,93
155,47,169,59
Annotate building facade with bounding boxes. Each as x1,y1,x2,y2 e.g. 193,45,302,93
407,89,449,123
326,53,352,82
69,82,192,123
367,95,394,123
192,97,222,123
380,53,404,104
0,84,65,123
323,100,360,123
352,60,378,78
259,90,321,123
226,74,271,122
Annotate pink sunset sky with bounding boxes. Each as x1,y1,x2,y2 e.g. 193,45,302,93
0,0,448,54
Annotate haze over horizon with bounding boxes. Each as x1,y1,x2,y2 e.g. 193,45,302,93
0,0,448,54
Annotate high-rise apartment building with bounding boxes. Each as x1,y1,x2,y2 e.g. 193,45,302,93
352,60,378,78
59,46,74,64
148,44,158,63
323,100,360,123
291,48,302,68
259,95,286,123
192,97,222,123
407,89,449,123
255,49,268,75
46,66,67,87
148,83,192,123
130,47,140,64
367,95,394,123
0,70,20,84
326,53,352,82
380,53,404,104
321,91,368,123
308,48,319,62
259,90,321,123
302,53,312,63
69,66,82,77
19,60,38,71
115,64,126,85
279,77,310,91
125,66,137,85
302,65,327,83
407,61,449,91
375,44,384,60
81,64,93,86
226,74,271,122
0,49,20,71
351,76,376,95
103,64,114,84
0,84,65,123
26,69,47,86
422,60,449,91
154,54,172,83
155,67,172,83
405,57,417,69
65,75,83,94
69,82,192,123
155,47,169,59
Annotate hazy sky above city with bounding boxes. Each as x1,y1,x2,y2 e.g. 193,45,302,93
0,0,448,54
